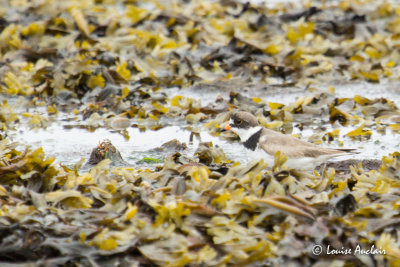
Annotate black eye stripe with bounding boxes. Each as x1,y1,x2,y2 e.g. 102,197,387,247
232,120,248,128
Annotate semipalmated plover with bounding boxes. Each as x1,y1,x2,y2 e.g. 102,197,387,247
224,111,354,170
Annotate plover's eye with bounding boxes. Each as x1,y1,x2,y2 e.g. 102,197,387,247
234,118,242,125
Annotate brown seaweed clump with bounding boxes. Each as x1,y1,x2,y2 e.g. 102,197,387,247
87,139,125,166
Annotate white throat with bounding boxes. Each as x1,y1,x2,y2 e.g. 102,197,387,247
232,126,263,143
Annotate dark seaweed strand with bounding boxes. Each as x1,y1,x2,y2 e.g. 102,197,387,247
243,129,263,151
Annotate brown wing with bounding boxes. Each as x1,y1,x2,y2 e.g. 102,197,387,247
259,129,348,158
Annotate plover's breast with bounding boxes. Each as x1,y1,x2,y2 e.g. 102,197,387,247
247,147,275,167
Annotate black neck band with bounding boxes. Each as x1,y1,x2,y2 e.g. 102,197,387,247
243,129,262,151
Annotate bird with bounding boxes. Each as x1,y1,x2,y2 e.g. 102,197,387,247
224,111,355,170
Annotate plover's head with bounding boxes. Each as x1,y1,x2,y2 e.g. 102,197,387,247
225,111,260,141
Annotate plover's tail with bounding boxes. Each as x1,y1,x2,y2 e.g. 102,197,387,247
335,148,359,153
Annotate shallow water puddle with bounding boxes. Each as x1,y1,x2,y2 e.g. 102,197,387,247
9,123,247,167
8,117,398,169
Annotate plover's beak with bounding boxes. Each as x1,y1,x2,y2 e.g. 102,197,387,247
224,124,231,131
